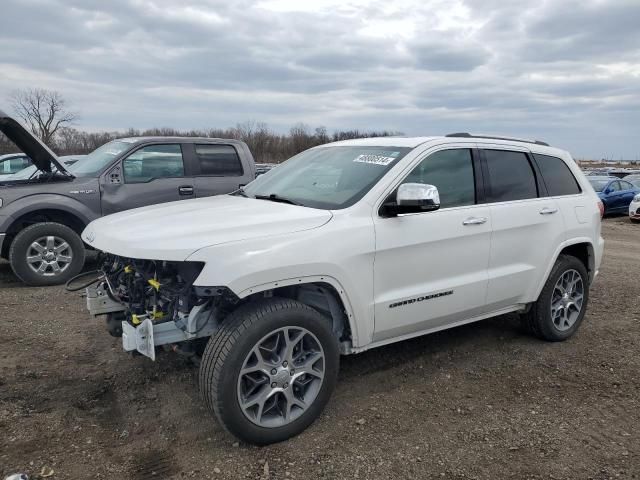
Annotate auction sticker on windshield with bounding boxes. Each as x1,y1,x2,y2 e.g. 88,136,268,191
353,153,398,166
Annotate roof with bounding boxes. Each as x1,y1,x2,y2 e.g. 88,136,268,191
325,137,439,148
115,136,246,145
322,135,570,156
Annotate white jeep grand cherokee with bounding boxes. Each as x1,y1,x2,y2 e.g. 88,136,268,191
81,133,604,444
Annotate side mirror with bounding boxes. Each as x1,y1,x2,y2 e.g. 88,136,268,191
382,183,440,216
604,188,612,195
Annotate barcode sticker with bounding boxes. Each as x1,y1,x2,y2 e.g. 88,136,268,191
353,154,396,166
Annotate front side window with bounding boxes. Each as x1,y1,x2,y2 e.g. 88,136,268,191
484,150,537,202
195,144,243,176
123,144,184,184
534,154,581,196
400,149,475,208
243,146,412,209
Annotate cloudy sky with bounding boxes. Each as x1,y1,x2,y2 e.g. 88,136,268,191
1,0,639,159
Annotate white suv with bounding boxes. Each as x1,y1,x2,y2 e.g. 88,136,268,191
81,133,604,444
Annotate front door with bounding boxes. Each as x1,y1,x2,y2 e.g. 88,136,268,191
372,147,491,342
101,143,194,215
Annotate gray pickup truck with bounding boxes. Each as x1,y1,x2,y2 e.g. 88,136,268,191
0,110,256,286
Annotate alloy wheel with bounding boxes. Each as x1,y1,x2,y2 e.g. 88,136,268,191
26,235,74,277
550,269,584,331
237,326,325,428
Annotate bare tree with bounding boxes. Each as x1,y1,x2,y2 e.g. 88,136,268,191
10,88,77,146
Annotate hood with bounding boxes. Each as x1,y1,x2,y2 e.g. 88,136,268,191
0,108,73,177
82,195,333,261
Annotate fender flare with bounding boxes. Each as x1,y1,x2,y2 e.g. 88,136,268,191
2,194,98,231
533,237,595,300
236,274,361,348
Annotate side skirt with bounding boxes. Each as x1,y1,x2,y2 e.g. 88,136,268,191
347,305,524,355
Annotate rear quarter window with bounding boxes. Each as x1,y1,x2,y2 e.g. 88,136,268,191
534,154,581,196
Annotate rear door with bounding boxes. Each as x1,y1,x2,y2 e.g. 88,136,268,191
101,143,193,215
481,147,565,309
186,143,249,198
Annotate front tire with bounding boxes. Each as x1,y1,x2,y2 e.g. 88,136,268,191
8,222,86,286
199,297,339,445
522,254,589,341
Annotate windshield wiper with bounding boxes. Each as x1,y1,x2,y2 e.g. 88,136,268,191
232,187,249,198
253,193,301,206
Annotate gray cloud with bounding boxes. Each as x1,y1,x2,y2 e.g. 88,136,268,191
0,0,639,158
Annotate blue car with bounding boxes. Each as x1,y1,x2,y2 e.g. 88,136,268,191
588,176,640,215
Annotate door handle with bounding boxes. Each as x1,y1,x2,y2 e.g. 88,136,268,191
462,216,487,225
539,207,558,215
179,186,194,196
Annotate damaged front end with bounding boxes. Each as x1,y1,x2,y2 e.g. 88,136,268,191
85,254,237,361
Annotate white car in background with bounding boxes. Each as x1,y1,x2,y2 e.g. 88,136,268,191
629,193,640,223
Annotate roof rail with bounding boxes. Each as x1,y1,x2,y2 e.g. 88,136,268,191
445,132,550,147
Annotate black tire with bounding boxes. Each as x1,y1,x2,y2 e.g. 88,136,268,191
199,297,339,445
521,254,589,341
9,222,86,286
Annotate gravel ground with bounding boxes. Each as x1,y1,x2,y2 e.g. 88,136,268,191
1,216,638,480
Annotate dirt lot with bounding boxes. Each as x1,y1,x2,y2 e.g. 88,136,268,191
1,217,639,480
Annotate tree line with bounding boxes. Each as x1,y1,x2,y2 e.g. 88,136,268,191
2,88,401,163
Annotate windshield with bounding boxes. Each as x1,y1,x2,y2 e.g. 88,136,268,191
588,179,610,192
69,140,132,177
242,145,412,209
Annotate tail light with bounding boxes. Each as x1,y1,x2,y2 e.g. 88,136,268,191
597,201,604,218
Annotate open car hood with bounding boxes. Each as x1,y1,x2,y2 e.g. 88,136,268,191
0,108,74,177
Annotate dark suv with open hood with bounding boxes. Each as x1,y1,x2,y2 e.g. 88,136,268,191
0,110,256,286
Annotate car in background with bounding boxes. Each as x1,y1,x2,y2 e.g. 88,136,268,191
588,176,640,215
3,155,86,181
0,109,257,286
629,193,640,223
0,153,32,175
623,174,640,188
255,162,277,176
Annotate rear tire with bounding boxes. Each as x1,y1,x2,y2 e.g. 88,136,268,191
522,254,589,341
9,222,86,286
199,297,339,445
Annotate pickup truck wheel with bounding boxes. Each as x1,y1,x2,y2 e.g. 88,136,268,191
9,222,85,286
199,297,339,445
522,254,589,342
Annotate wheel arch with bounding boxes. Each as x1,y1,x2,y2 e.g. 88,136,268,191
2,208,89,258
533,239,595,301
237,276,358,354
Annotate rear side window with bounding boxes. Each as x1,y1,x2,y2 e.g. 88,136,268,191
619,180,634,190
484,150,537,202
195,144,243,176
534,154,581,196
401,149,475,208
123,144,184,183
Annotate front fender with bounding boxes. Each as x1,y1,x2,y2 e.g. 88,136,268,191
186,216,376,348
0,193,100,231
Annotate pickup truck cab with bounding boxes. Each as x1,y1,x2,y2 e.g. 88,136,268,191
82,134,604,445
0,110,256,285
